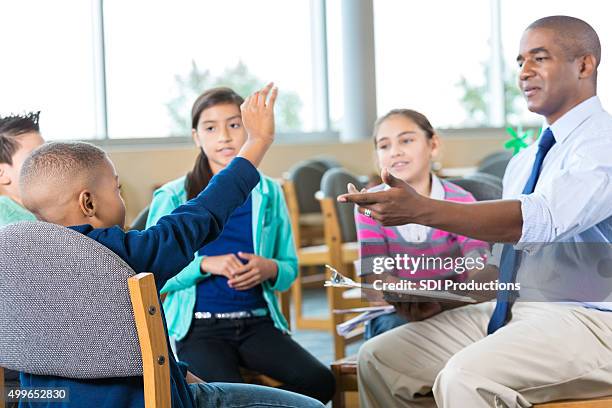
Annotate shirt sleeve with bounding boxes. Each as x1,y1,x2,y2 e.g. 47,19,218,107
89,157,260,290
145,187,210,294
355,206,389,276
263,182,298,292
487,243,503,268
516,137,612,250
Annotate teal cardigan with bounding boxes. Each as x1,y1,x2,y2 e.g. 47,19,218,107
146,173,297,340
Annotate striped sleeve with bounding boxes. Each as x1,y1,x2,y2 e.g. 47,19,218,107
354,199,389,276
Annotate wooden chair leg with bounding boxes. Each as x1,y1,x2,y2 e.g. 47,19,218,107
279,290,292,329
329,283,347,360
331,363,345,408
292,267,304,324
293,266,330,330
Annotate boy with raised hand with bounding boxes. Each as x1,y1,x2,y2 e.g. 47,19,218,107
0,112,44,227
17,84,324,408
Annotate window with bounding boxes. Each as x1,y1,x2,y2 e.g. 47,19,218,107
103,0,316,138
0,1,97,140
326,0,344,131
501,0,612,125
373,0,491,128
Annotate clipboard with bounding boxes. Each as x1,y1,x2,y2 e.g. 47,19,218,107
323,264,477,304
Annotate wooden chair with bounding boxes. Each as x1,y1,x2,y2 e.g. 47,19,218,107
330,354,358,408
282,176,368,342
0,272,169,408
318,195,365,359
282,178,330,330
129,273,171,408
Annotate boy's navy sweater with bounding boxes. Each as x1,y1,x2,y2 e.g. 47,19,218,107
19,157,260,408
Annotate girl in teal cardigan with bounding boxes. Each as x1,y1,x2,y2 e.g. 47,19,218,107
146,87,334,404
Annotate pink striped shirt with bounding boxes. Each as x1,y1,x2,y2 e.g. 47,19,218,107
356,175,489,280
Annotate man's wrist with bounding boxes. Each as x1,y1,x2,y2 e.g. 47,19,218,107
413,195,435,225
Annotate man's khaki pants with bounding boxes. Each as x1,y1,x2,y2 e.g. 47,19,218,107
358,302,612,408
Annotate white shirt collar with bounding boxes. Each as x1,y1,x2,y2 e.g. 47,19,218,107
385,173,443,243
383,173,444,200
546,96,603,144
430,173,445,200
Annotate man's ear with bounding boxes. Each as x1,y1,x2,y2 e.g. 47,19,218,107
0,164,11,186
578,54,597,80
78,190,96,217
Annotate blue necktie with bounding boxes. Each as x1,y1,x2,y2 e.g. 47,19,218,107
487,128,556,334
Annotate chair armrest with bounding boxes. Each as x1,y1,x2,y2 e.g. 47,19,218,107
128,273,171,408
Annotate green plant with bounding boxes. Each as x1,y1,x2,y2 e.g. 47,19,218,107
457,62,522,125
166,60,303,135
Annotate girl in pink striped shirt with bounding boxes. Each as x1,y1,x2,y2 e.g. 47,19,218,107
356,109,489,339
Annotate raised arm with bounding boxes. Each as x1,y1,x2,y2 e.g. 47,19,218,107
91,85,279,288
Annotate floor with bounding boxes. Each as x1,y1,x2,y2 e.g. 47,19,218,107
290,287,364,366
290,287,363,408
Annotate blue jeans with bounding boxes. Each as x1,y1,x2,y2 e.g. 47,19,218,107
364,312,408,340
190,382,325,408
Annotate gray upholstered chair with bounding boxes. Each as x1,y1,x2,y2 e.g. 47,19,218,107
308,156,341,172
130,205,150,231
286,160,329,215
0,221,170,408
283,159,342,330
449,172,503,201
477,151,513,179
320,168,366,243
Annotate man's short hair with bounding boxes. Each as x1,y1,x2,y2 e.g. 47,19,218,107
20,141,108,193
0,111,41,165
527,16,601,69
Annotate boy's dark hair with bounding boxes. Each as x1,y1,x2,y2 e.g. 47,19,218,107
20,141,107,191
186,87,244,200
0,112,41,165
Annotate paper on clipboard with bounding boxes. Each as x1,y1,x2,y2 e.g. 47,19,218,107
323,264,477,304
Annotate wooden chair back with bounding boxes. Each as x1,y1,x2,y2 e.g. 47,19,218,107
319,196,364,359
128,273,171,408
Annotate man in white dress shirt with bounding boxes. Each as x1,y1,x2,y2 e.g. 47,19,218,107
339,16,612,408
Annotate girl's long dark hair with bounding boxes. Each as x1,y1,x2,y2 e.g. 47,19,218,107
185,87,244,200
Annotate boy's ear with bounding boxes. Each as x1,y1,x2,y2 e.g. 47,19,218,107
78,190,96,217
0,164,11,186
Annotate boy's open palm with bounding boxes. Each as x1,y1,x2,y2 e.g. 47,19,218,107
241,82,278,145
